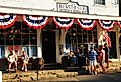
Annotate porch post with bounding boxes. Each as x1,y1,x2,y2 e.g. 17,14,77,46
37,29,42,58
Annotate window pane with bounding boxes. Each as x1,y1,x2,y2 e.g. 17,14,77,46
22,46,37,57
95,0,105,5
0,46,4,58
1,22,37,57
66,24,98,54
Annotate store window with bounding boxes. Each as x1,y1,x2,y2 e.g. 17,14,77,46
94,0,105,5
65,24,98,55
0,22,37,58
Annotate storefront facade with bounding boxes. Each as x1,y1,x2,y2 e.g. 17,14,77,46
0,0,121,64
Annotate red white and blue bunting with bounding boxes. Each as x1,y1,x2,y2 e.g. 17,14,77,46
52,17,74,29
98,20,116,30
117,21,121,29
22,15,49,29
0,13,17,29
76,19,97,30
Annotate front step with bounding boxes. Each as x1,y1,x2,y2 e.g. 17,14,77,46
43,63,62,70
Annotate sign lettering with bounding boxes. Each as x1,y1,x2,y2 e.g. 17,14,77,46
57,1,89,14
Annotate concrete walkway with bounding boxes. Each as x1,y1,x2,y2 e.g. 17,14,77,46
34,71,121,82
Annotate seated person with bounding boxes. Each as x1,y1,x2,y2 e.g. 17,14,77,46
7,50,17,73
68,51,78,66
21,51,29,71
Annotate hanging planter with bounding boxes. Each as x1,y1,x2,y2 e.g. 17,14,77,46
0,13,17,29
52,17,74,30
77,18,97,30
98,20,116,30
22,15,49,29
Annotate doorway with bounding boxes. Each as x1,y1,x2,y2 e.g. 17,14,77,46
42,31,56,63
108,31,117,58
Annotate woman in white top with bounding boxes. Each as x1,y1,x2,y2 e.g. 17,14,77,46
7,50,17,73
21,51,29,71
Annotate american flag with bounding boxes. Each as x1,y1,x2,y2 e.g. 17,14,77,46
103,32,111,48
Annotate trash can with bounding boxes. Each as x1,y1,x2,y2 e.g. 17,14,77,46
32,58,42,70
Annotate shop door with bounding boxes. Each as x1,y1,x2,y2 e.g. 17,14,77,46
108,31,117,58
42,31,56,63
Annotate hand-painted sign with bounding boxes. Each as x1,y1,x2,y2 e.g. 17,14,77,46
57,1,89,14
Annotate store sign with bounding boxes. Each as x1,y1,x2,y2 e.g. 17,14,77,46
57,1,89,14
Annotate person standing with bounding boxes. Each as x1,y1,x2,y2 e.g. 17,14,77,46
98,45,106,74
88,47,98,75
21,51,29,71
104,43,110,68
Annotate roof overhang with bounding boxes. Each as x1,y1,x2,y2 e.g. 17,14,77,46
0,5,121,21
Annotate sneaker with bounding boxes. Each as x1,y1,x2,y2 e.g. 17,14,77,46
22,67,24,71
93,71,97,75
25,68,27,72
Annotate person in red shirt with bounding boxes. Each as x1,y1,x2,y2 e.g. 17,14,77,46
98,45,106,74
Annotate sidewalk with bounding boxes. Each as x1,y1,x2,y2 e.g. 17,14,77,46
2,61,121,82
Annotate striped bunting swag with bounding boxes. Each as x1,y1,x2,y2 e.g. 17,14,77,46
0,13,17,29
77,18,97,30
22,15,49,29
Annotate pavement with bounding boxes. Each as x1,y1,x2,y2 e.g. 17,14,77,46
34,71,121,82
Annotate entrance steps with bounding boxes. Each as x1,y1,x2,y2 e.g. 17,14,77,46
43,63,62,70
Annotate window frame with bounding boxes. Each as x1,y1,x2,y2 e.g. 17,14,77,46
94,0,105,5
0,22,37,58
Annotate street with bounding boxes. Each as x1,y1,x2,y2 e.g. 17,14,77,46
35,71,121,82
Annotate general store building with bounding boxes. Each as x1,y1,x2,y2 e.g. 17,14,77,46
0,0,121,65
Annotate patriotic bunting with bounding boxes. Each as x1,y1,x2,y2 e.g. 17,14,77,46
22,15,49,29
103,31,111,48
76,19,97,30
52,17,74,29
117,21,121,29
98,31,111,48
98,20,116,30
0,13,17,29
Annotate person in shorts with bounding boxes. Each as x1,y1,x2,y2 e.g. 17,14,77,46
88,47,98,75
21,51,29,71
98,45,106,74
7,50,18,73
